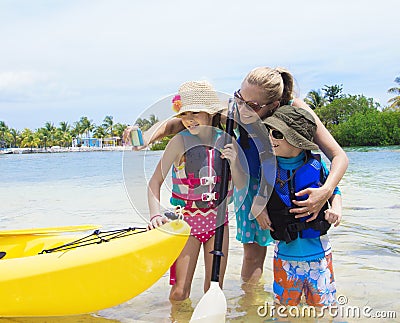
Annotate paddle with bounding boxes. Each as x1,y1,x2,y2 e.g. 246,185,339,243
190,98,236,323
0,224,101,236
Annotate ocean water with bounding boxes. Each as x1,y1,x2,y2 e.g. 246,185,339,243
0,147,399,323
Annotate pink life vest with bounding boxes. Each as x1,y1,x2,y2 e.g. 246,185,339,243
170,129,233,213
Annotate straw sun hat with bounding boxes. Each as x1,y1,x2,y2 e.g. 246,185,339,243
263,105,319,150
172,80,225,117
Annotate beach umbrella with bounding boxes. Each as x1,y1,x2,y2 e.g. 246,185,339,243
190,98,236,322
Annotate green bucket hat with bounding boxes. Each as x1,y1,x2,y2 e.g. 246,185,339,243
263,105,319,150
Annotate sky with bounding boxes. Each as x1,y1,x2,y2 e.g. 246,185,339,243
0,0,399,131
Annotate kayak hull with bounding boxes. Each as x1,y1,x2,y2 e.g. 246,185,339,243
0,220,190,317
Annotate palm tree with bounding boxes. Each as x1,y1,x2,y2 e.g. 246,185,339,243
135,117,150,130
322,84,343,103
387,76,400,110
61,132,73,148
0,121,8,148
59,121,70,133
37,128,50,150
136,114,159,131
149,114,159,126
93,125,107,139
72,121,83,138
304,90,326,110
102,116,114,137
20,129,40,152
9,128,20,148
79,117,95,138
114,123,128,138
58,122,71,147
43,122,57,147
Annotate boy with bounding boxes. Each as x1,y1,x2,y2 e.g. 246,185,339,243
263,105,342,307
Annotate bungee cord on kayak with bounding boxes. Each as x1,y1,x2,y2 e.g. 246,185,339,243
39,227,147,254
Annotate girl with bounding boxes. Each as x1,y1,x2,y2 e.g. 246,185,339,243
147,80,246,301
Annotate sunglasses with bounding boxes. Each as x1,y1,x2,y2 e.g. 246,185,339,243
269,128,285,140
234,89,271,112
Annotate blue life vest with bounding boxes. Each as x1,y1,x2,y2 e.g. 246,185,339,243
267,154,331,243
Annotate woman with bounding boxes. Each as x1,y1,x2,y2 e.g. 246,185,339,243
233,67,348,283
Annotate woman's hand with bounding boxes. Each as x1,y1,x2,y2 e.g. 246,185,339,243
255,209,274,231
290,186,332,222
147,215,169,230
250,196,274,231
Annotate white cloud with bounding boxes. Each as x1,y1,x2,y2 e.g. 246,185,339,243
0,71,42,89
0,71,79,102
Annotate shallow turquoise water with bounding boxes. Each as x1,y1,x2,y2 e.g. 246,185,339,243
0,147,399,322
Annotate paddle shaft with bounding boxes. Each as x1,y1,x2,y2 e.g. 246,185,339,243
211,99,236,283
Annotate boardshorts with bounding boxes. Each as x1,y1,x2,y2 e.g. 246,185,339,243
273,253,336,307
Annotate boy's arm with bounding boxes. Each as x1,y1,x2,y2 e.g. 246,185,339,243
300,158,341,222
325,193,342,227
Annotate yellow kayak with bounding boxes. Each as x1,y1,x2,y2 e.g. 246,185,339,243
0,220,190,317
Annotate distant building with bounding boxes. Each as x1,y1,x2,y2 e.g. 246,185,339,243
72,137,121,148
72,137,101,148
103,137,122,147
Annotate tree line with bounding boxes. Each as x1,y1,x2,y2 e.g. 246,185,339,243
1,77,399,150
0,116,128,150
307,77,400,146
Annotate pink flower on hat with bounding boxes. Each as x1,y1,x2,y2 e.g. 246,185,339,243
172,95,182,112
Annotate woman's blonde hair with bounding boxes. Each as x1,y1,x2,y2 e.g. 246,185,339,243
243,67,294,106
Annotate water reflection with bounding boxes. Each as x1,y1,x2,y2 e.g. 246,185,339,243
170,299,194,322
227,281,274,321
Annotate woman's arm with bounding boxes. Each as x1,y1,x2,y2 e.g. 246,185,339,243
146,105,232,147
290,98,349,220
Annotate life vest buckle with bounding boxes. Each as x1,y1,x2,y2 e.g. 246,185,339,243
200,176,217,185
287,222,306,232
201,192,217,202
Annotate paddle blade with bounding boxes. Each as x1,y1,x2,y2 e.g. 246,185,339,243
190,281,227,323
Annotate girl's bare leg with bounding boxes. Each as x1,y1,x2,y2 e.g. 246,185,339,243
169,236,201,301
